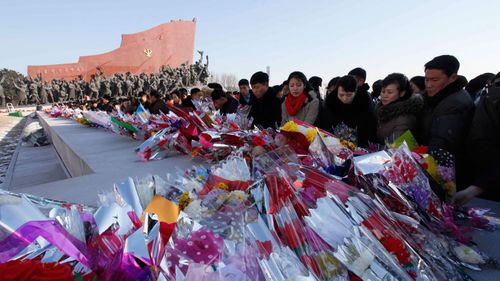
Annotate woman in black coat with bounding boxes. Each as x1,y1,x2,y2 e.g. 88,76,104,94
317,75,376,147
375,73,424,143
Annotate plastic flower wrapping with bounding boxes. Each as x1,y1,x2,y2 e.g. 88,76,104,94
390,130,457,198
4,117,500,280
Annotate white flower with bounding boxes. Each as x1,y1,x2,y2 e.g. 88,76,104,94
349,248,374,275
453,245,485,264
183,199,207,220
323,136,341,146
184,179,203,193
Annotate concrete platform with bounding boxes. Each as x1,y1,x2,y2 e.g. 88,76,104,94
11,112,196,206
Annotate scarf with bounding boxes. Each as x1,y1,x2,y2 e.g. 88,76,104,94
285,92,307,116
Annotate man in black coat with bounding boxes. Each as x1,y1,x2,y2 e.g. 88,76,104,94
97,95,113,113
238,79,255,106
211,88,239,115
148,89,169,114
417,55,474,189
248,72,282,129
182,88,202,110
348,67,373,110
452,75,500,204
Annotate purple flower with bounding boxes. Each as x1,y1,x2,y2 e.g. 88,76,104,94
407,182,430,209
437,166,455,182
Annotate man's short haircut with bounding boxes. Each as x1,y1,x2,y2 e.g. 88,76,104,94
208,83,223,90
348,67,367,81
211,88,226,101
424,55,460,77
238,79,249,86
150,89,161,98
190,88,201,95
250,71,269,85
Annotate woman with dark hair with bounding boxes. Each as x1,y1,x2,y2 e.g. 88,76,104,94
410,76,426,95
281,71,320,125
317,75,376,146
326,76,340,96
376,73,424,143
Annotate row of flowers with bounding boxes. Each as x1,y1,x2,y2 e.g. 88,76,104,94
0,112,496,280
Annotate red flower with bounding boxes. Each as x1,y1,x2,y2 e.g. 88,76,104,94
252,136,266,147
255,240,273,258
413,145,428,154
0,258,87,281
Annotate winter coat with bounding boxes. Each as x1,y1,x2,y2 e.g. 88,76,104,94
149,99,170,115
466,85,500,200
220,96,239,115
418,78,474,153
281,91,320,125
239,91,255,106
248,87,282,129
317,89,376,147
375,94,424,143
418,77,474,188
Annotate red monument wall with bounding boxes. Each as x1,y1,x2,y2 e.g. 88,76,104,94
28,19,196,81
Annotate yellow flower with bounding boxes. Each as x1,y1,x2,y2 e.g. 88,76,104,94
215,182,229,191
340,140,356,151
424,155,439,181
305,129,317,143
77,117,89,125
281,121,299,132
178,192,193,211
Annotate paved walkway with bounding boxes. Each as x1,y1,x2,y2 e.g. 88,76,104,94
0,115,26,186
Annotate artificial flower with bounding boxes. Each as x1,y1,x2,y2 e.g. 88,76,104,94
281,120,299,132
178,192,193,211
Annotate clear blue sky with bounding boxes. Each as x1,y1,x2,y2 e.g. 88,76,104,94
1,0,499,85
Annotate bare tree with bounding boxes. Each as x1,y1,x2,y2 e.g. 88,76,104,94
209,72,239,91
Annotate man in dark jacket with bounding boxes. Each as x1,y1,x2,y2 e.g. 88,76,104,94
148,89,169,114
248,72,282,129
182,88,202,110
348,67,373,110
211,88,239,115
238,79,255,106
97,95,113,113
452,78,500,204
418,55,474,189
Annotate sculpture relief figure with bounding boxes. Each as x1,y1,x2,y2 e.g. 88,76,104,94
28,83,39,104
3,50,210,105
40,82,49,104
13,80,28,105
68,81,76,100
89,81,99,100
0,75,6,107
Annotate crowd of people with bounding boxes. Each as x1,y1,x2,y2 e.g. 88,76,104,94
42,55,500,206
204,54,498,206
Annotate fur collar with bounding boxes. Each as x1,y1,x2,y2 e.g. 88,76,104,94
376,94,424,123
325,88,371,113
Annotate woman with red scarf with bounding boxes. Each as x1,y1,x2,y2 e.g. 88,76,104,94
281,71,320,125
